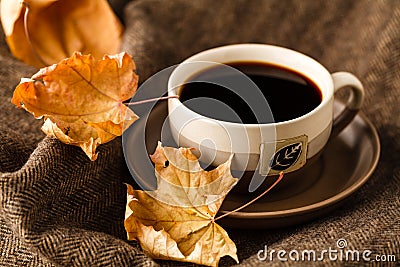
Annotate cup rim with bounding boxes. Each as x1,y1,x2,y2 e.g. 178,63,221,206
168,43,333,129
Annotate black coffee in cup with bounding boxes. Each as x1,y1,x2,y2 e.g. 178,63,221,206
179,61,322,124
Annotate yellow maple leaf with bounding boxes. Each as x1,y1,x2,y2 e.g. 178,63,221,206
11,52,139,160
0,0,122,67
125,142,239,267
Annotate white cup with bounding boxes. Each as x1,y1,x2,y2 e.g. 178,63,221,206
167,44,364,189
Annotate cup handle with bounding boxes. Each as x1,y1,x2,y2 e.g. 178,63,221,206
330,72,365,138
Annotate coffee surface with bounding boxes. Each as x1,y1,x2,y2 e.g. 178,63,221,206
179,62,322,124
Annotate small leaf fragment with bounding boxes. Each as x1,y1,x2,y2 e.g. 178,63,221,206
125,143,239,267
0,0,123,67
11,52,139,160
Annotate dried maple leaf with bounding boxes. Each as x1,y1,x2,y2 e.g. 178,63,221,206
1,0,122,67
11,52,139,160
125,142,239,267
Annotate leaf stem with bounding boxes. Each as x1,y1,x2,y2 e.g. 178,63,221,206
22,1,48,66
126,95,179,106
214,172,284,221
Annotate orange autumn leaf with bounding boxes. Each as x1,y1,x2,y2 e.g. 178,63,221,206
0,0,122,67
11,52,139,160
125,142,239,267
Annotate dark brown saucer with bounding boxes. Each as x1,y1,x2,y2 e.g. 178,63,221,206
123,101,380,229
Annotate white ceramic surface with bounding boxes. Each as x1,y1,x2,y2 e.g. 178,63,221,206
168,44,364,174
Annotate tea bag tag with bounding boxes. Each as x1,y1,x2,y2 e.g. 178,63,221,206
259,135,308,176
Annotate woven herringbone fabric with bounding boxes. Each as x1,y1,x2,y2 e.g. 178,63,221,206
1,0,399,266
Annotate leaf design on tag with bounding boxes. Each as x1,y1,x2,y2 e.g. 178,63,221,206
270,142,302,171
